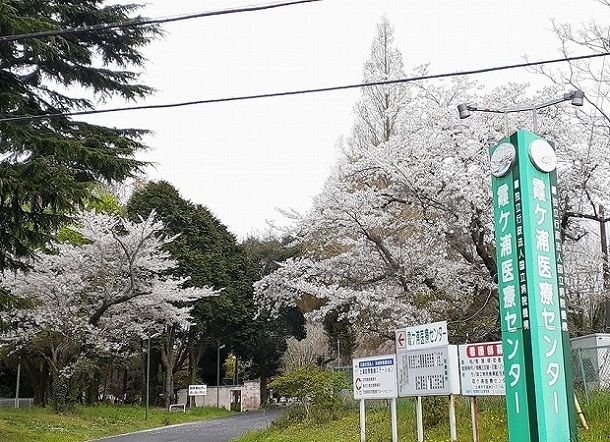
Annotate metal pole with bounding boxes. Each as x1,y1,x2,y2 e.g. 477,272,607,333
234,356,238,385
416,396,424,442
578,348,590,406
449,394,457,441
574,394,590,430
599,205,610,329
14,361,21,409
359,399,366,442
146,335,151,421
503,112,509,137
216,340,220,408
470,396,480,442
390,397,398,442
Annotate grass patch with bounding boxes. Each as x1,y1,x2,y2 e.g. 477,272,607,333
238,394,610,442
0,404,230,442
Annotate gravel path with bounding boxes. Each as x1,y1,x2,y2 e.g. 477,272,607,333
89,408,281,442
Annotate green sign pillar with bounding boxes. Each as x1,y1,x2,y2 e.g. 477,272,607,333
490,130,577,442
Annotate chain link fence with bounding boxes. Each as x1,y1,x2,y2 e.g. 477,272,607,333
572,344,610,405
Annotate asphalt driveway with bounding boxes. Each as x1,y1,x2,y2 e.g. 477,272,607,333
89,408,282,442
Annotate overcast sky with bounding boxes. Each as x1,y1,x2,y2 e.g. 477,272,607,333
83,0,605,238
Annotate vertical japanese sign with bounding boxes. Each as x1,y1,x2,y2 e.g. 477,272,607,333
490,137,536,442
490,130,577,442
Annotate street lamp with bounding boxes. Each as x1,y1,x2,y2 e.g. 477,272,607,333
145,332,161,421
216,341,225,408
457,90,585,135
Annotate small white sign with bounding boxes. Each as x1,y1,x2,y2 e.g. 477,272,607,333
397,321,448,351
396,345,460,397
353,355,398,400
459,342,505,396
188,384,207,396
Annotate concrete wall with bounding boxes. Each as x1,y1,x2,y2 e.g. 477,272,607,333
201,386,233,410
175,380,261,411
242,381,261,411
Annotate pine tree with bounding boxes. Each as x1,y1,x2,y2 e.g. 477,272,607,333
0,1,159,270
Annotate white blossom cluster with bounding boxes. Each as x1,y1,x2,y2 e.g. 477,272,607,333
255,19,610,336
0,211,219,373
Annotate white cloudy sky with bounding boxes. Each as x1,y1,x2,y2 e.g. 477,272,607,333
82,0,605,237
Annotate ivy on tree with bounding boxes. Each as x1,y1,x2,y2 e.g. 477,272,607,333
0,0,159,270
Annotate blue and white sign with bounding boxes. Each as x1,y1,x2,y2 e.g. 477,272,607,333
353,354,398,400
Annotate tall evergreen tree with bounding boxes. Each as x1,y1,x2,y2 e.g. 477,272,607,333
126,182,259,399
127,182,305,403
0,1,159,270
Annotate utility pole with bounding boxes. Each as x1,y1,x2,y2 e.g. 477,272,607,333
599,205,610,328
146,335,151,420
216,341,225,408
233,356,238,385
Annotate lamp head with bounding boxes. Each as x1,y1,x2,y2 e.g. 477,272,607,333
457,103,471,119
571,90,585,106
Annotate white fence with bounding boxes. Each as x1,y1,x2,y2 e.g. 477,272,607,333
0,398,33,408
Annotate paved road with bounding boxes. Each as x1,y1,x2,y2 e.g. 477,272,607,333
90,408,282,442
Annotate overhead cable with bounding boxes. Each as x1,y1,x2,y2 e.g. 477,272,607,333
0,0,323,43
1,51,609,123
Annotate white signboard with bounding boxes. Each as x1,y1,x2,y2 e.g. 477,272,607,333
396,320,448,351
353,355,398,400
188,384,207,396
396,345,460,397
459,342,505,396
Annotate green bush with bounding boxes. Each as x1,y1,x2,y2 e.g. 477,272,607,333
269,367,352,422
422,395,448,427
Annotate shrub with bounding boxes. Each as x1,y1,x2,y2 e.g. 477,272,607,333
423,395,448,427
269,367,351,421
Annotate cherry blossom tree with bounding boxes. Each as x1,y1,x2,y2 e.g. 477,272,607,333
0,211,218,411
530,14,610,331
256,18,609,343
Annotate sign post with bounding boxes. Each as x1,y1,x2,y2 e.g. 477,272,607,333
449,394,457,441
490,130,577,441
470,396,480,442
416,396,424,442
459,341,505,442
360,399,366,442
390,397,398,442
352,355,398,442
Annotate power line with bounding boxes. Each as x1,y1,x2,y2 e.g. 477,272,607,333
2,51,609,124
0,0,322,43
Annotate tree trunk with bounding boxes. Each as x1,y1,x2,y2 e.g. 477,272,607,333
28,359,49,407
260,375,269,405
50,368,70,413
120,367,128,404
188,339,206,385
159,326,176,408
